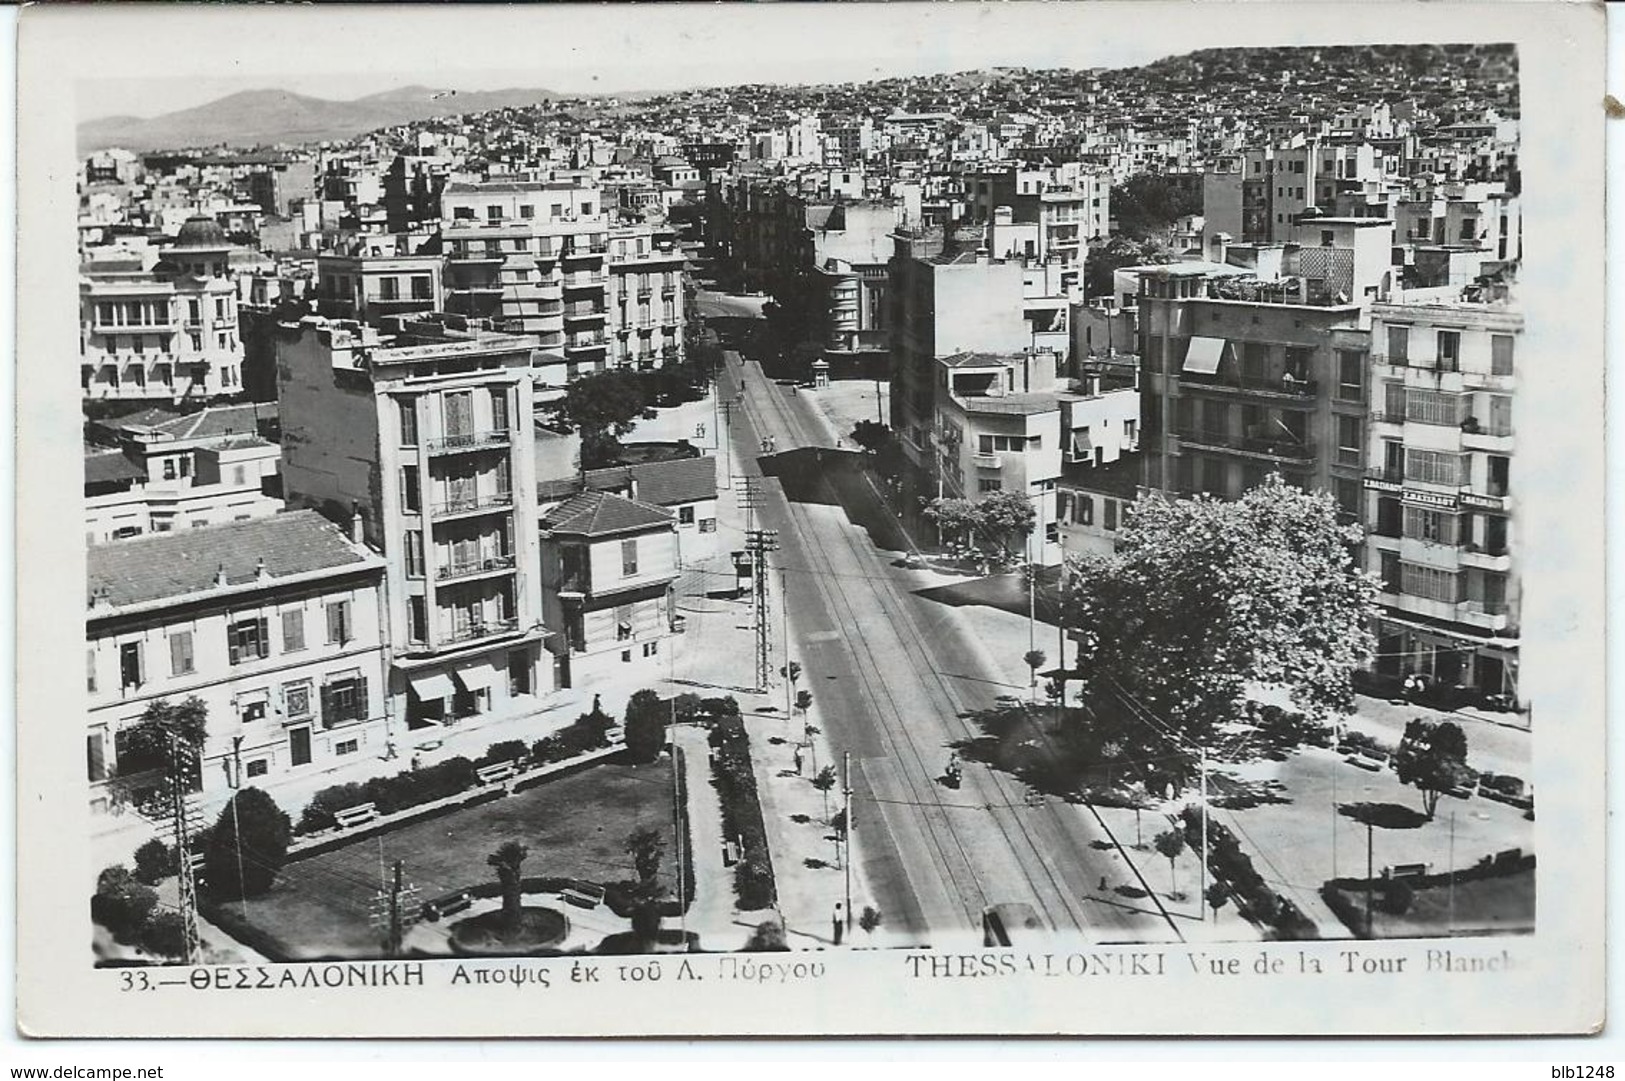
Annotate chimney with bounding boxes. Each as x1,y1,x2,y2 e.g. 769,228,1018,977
349,501,366,545
255,557,269,582
215,564,229,588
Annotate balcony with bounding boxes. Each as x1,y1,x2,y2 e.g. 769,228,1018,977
1180,371,1319,403
1365,466,1404,485
1459,487,1510,512
436,554,518,583
562,244,608,260
564,304,607,322
565,334,610,353
971,453,1002,470
428,429,511,455
440,616,522,647
558,571,590,597
431,490,514,520
1177,428,1314,464
564,274,608,290
1459,545,1512,572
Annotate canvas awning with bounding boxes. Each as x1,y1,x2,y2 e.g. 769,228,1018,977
1183,336,1228,375
1070,429,1093,458
409,670,456,701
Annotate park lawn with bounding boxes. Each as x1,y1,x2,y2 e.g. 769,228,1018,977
212,759,677,960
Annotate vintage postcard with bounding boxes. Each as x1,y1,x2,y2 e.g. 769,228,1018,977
14,1,1606,1038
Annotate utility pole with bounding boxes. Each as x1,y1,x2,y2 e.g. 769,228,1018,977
717,400,734,490
167,732,203,967
743,528,779,693
780,567,792,722
1447,810,1456,938
1365,820,1375,939
843,751,853,935
1199,743,1209,922
369,859,419,958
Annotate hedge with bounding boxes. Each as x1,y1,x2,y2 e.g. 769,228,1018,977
708,713,777,910
673,744,698,912
1179,807,1317,940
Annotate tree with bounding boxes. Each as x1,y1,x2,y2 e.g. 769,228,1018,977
811,765,838,822
924,496,978,554
743,918,789,952
1393,718,1471,820
107,697,208,809
487,841,529,930
133,838,179,886
1023,649,1047,702
794,689,814,727
624,825,666,899
1084,235,1174,300
830,808,848,841
138,911,190,960
1205,880,1230,921
1062,476,1377,756
972,490,1037,561
850,420,893,455
780,660,802,689
91,865,158,945
1153,828,1186,897
204,787,293,901
551,369,651,469
623,689,667,763
858,905,883,935
1111,173,1204,241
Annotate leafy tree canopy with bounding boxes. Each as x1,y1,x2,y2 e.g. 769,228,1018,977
1085,235,1174,300
205,787,293,901
1393,718,1472,820
1112,174,1204,241
1063,476,1377,748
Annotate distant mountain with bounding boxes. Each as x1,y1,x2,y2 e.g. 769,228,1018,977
77,85,566,154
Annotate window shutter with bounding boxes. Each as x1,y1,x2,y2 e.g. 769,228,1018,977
228,629,241,666
320,685,336,728
257,617,270,658
355,677,369,721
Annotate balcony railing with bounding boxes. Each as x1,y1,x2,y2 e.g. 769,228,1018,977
428,429,511,455
1180,371,1319,400
564,274,608,289
1460,599,1510,617
436,554,517,582
1365,466,1404,483
431,490,514,519
971,453,1002,469
564,304,607,320
1177,428,1314,462
565,335,609,351
440,616,521,646
559,571,590,595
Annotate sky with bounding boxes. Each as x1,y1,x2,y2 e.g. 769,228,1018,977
72,4,1176,122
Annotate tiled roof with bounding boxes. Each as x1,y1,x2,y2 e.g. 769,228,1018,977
114,403,279,442
941,351,1023,368
539,491,673,538
84,450,146,487
537,456,717,508
87,510,373,609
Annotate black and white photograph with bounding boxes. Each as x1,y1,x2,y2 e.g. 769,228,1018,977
14,1,1606,1039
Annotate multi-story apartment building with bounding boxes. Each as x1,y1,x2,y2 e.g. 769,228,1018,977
606,224,687,371
963,162,1111,271
315,244,444,325
537,491,683,687
1363,293,1521,701
1137,264,1371,525
440,179,686,395
79,216,247,401
276,316,550,731
86,510,389,808
84,403,283,543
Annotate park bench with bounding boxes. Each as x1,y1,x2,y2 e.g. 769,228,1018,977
421,890,472,923
476,760,520,787
1384,862,1429,881
1345,754,1385,773
561,881,605,910
332,802,377,829
722,839,741,867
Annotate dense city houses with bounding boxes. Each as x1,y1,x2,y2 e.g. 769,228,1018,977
77,42,1524,807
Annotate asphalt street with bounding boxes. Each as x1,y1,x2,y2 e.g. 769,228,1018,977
714,354,1181,949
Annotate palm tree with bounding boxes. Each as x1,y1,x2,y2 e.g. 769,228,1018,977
487,841,529,929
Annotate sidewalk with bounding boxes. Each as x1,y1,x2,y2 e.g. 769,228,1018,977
670,724,756,951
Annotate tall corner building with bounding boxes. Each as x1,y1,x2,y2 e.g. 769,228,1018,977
276,316,552,732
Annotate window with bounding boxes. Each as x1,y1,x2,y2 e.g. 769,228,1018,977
1436,331,1460,372
411,275,433,300
281,609,305,652
520,205,535,219
1103,500,1118,531
401,465,420,513
1459,217,1477,241
228,617,269,665
1404,448,1464,486
378,276,399,301
118,641,144,689
405,530,424,577
486,205,503,222
240,696,268,724
1400,562,1459,604
335,739,359,756
1337,350,1364,402
977,435,1029,453
489,389,509,432
326,600,353,645
398,399,418,445
1406,389,1466,426
246,760,269,778
1380,551,1402,591
1079,496,1094,526
1403,506,1458,545
443,391,474,438
87,648,97,693
162,458,177,481
1334,477,1361,518
1385,325,1409,364
700,518,717,533
169,631,194,677
87,731,107,782
321,675,368,728
1491,334,1514,376
408,596,427,642
621,539,639,577
1336,416,1362,467
978,479,1003,493
284,682,312,719
679,505,696,525
643,641,659,657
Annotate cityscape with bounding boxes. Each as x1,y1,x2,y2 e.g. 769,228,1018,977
78,42,1533,969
